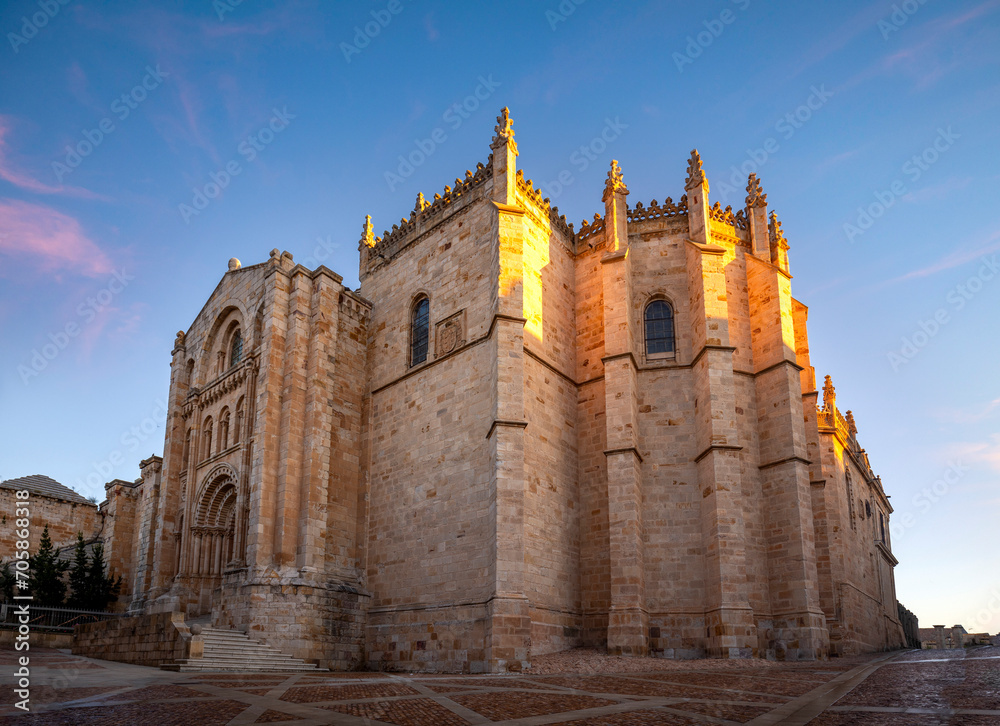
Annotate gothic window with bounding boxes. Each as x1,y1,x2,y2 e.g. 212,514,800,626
234,397,244,445
644,300,675,359
202,418,213,460
230,329,243,367
183,428,192,463
410,296,430,366
879,511,886,543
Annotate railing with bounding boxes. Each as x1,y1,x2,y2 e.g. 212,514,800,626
0,604,123,632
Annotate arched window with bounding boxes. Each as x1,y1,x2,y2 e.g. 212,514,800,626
230,329,243,367
846,471,856,531
410,296,430,366
644,300,675,358
219,408,230,451
234,397,244,445
202,418,213,460
183,428,192,464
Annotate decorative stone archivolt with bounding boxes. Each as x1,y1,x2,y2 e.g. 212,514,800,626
195,464,238,527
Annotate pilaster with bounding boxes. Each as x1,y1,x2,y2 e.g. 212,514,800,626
745,178,828,659
685,154,757,657
600,161,647,656
485,111,531,672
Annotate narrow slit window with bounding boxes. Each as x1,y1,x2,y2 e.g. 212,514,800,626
230,329,243,367
411,297,430,366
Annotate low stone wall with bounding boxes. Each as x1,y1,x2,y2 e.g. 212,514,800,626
0,630,73,649
73,611,194,667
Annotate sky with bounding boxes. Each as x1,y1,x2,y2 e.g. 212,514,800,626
1,0,998,634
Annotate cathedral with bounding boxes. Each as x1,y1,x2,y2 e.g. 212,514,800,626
108,108,904,672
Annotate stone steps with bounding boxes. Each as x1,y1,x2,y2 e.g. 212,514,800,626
161,626,324,672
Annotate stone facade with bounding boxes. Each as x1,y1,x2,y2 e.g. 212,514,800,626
117,108,904,671
0,476,102,560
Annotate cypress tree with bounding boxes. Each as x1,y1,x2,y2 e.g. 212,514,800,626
67,533,90,608
29,526,68,607
85,543,121,610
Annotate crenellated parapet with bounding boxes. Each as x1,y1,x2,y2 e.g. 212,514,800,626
362,158,493,268
338,289,371,325
514,169,574,240
709,201,748,231
577,212,606,247
817,375,882,491
627,196,687,223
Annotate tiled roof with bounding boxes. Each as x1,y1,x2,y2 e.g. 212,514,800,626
0,474,94,505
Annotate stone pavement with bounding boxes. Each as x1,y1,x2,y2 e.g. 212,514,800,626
1,647,998,725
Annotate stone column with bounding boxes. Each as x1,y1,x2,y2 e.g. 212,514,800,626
599,160,648,656
295,268,340,576
685,152,757,658
147,332,197,612
745,175,828,659
484,108,532,673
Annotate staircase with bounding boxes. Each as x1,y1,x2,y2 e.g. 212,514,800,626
162,625,325,672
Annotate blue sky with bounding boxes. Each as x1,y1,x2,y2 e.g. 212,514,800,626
1,1,998,633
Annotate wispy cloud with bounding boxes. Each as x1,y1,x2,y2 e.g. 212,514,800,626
889,229,1000,284
901,176,974,204
934,398,1000,425
0,117,108,200
0,199,113,277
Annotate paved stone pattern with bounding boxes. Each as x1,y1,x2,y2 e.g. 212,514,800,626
3,647,1000,725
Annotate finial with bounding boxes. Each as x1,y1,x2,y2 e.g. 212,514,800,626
846,410,857,436
746,173,767,208
361,215,375,248
491,106,517,152
685,149,706,190
174,330,186,348
822,375,836,410
415,192,428,211
602,159,629,202
769,211,788,248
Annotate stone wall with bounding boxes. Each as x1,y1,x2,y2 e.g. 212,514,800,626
214,575,367,670
73,611,194,667
0,489,101,559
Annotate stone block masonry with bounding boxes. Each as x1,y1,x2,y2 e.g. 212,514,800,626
105,108,903,673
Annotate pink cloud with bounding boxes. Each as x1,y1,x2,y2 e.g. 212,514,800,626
0,199,114,277
0,117,108,200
